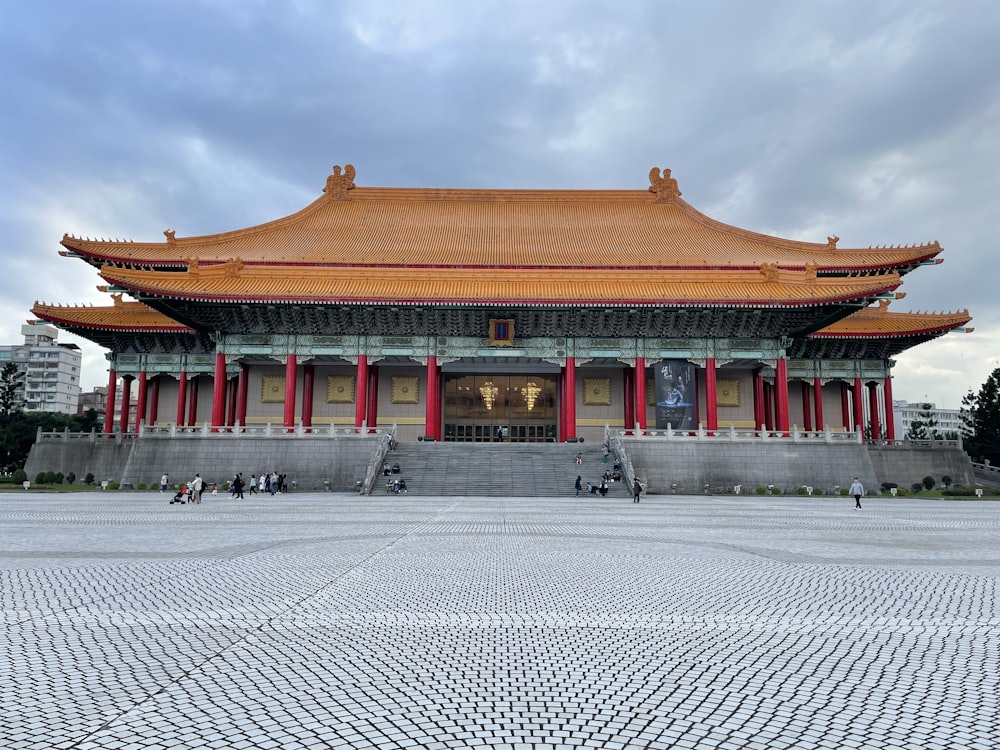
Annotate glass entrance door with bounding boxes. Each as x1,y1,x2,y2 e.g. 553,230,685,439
443,374,558,442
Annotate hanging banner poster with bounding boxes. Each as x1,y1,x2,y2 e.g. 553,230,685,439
653,360,696,429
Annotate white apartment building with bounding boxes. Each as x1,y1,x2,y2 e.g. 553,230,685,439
1,322,82,415
892,399,967,438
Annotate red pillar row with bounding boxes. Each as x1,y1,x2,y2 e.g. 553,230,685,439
355,355,368,430
118,375,132,434
283,355,297,429
868,382,881,442
235,366,248,428
187,376,199,426
564,356,577,441
103,369,117,433
623,366,634,435
634,357,646,432
852,377,864,433
813,377,824,431
425,355,439,439
801,381,813,431
883,376,895,440
704,357,717,433
176,372,188,427
774,359,789,433
366,365,379,433
135,371,148,431
212,353,227,430
148,375,160,426
302,364,315,429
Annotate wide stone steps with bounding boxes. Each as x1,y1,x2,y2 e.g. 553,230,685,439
377,442,630,498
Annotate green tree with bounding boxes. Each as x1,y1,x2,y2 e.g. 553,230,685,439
906,402,938,440
961,368,1000,465
0,362,23,418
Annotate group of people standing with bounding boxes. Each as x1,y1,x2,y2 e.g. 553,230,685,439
161,470,289,502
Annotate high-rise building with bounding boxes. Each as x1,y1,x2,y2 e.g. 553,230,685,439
1,322,82,414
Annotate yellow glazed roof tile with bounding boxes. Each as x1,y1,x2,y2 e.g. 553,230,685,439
61,167,942,272
812,301,972,338
99,263,901,307
31,298,194,331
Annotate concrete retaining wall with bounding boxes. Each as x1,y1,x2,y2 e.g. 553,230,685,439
26,435,384,491
867,444,974,489
622,440,877,494
25,436,133,485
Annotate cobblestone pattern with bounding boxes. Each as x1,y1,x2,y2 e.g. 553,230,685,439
2,493,998,749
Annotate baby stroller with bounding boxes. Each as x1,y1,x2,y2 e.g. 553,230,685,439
169,485,188,504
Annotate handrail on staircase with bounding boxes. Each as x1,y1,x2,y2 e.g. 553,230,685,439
605,423,638,491
361,423,397,495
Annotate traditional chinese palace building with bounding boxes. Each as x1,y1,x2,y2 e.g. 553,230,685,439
32,165,972,447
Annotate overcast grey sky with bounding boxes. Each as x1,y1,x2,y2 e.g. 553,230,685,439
2,0,997,408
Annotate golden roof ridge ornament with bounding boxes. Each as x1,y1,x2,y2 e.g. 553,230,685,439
324,164,357,200
827,235,839,250
164,229,176,245
648,167,681,203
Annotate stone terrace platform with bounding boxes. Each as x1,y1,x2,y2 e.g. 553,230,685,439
3,491,999,750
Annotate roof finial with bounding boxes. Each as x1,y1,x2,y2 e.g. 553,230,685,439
648,167,681,203
164,229,176,244
324,164,357,200
827,235,839,250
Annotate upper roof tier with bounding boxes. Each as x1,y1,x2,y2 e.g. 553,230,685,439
60,166,942,273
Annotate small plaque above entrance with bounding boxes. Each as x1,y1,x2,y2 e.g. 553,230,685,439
488,319,515,347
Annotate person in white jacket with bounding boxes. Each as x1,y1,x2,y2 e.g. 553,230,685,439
849,477,864,510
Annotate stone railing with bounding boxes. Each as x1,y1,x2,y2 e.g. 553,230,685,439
36,423,392,441
607,424,864,443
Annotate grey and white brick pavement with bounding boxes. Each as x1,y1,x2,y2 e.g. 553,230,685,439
2,491,998,749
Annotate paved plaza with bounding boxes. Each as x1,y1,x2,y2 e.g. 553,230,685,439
2,490,999,750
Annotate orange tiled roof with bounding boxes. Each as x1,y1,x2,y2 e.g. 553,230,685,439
99,262,901,307
60,167,941,272
812,301,972,338
31,298,194,332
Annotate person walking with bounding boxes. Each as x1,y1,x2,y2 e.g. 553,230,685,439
849,477,865,510
575,476,582,497
191,473,204,504
249,474,258,495
160,473,169,493
632,477,643,503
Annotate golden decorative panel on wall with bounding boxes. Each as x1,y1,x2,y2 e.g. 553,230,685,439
391,376,419,404
583,377,612,406
717,379,740,407
326,376,355,404
261,376,285,403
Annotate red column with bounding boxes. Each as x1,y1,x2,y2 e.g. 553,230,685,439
564,356,577,440
634,357,646,432
425,356,439,440
226,378,237,426
704,357,718,432
840,382,851,429
103,370,117,433
120,375,134,433
176,372,188,427
801,381,813,431
762,383,773,430
868,382,881,442
302,364,314,429
775,359,790,433
135,371,148,431
557,372,565,440
753,371,764,430
187,376,199,426
813,377,824,431
883,376,895,440
149,375,160,426
283,355,297,429
355,355,368,430
623,366,634,435
212,352,226,430
852,377,864,433
235,366,248,429
366,365,379,433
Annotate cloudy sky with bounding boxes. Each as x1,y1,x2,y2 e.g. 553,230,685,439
2,0,997,408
